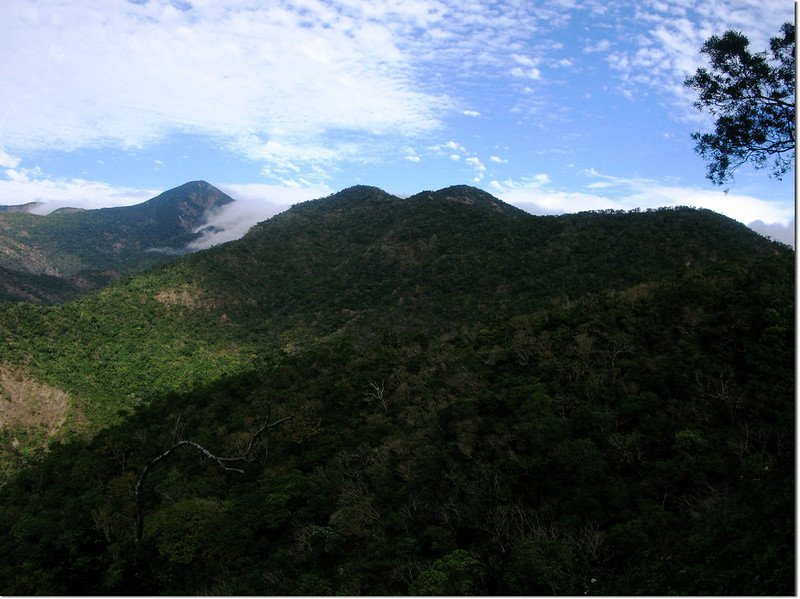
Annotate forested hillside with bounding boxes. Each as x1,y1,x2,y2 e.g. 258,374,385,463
0,185,793,595
0,181,233,303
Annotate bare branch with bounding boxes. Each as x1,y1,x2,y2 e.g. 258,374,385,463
365,379,387,412
133,412,293,543
171,413,183,444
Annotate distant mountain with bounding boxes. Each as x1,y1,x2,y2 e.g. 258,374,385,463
0,184,793,595
0,181,235,303
49,207,86,215
0,265,118,304
0,201,43,213
189,184,777,336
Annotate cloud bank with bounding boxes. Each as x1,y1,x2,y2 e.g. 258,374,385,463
0,1,453,184
0,0,605,185
746,220,795,247
187,183,329,250
0,168,158,214
491,169,795,246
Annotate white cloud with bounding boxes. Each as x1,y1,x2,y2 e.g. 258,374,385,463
583,39,611,53
0,0,454,182
491,169,794,228
493,177,614,215
429,139,489,180
0,173,158,213
585,181,612,189
0,149,20,169
580,169,794,225
443,140,466,152
465,156,487,181
628,184,793,225
233,135,351,180
510,66,542,80
0,0,604,184
189,182,329,249
532,173,550,184
607,0,792,115
402,146,422,162
489,155,508,164
216,183,329,208
431,140,467,155
5,168,36,183
512,53,537,66
747,220,795,247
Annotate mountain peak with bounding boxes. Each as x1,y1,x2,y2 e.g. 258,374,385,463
324,185,398,203
132,181,237,236
145,180,234,210
293,185,399,213
408,185,522,214
49,207,85,215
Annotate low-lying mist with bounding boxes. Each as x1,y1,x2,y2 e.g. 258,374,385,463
187,184,327,250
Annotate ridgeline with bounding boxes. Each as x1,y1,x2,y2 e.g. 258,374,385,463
0,184,793,594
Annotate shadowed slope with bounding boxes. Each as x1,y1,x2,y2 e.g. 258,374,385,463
0,182,792,594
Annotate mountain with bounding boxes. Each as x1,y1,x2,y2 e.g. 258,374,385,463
0,184,793,595
0,201,43,213
0,180,235,303
170,184,778,337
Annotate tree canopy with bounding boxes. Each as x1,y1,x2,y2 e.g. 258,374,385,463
0,188,793,595
684,22,795,185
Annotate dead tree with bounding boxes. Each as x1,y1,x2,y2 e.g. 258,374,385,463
133,411,292,543
365,379,387,412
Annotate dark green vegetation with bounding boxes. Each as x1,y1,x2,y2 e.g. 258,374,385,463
0,185,793,594
685,22,795,185
0,181,234,303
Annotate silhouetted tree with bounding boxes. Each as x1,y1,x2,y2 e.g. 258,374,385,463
685,22,795,185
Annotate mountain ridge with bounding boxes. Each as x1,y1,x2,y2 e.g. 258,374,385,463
0,201,44,213
0,180,235,303
0,181,792,594
407,184,525,215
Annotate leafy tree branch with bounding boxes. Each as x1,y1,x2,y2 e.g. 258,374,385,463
684,22,795,185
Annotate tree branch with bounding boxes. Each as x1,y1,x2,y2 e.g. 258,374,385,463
685,22,795,185
133,412,292,543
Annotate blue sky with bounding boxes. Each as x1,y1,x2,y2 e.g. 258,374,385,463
0,0,794,244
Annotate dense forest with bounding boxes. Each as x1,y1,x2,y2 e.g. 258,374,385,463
0,185,793,594
0,181,233,303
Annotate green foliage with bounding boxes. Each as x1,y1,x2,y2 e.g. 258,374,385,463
0,185,793,595
502,538,579,595
685,23,795,185
0,181,234,303
411,550,484,595
147,498,228,565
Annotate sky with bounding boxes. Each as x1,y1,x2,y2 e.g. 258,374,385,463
0,0,795,245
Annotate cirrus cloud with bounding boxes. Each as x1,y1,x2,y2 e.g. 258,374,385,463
0,0,452,184
607,0,791,119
